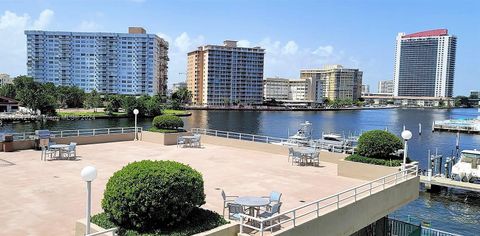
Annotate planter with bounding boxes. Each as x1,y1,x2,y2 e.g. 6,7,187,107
142,131,190,145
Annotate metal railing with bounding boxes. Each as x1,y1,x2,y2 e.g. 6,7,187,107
85,227,118,236
421,227,462,236
191,128,290,144
238,165,419,235
10,127,143,141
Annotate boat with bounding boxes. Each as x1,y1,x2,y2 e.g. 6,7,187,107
279,121,313,146
451,149,480,183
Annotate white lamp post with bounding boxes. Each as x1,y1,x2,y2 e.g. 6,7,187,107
81,166,97,235
133,109,139,141
401,130,412,171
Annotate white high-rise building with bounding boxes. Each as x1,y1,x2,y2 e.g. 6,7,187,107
378,80,394,94
393,29,456,98
25,27,169,95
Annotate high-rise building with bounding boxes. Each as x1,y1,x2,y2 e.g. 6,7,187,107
25,27,169,95
263,77,290,100
378,80,394,94
361,85,370,95
393,29,456,98
187,40,265,106
0,73,13,86
300,65,363,101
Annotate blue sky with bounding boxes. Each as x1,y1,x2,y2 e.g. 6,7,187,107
0,0,478,95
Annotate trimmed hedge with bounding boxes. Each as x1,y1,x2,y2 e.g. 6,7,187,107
102,160,205,231
356,130,403,159
152,115,184,130
346,154,403,167
92,208,228,236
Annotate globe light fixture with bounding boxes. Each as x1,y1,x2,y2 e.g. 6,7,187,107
133,109,139,141
401,130,412,171
81,166,97,234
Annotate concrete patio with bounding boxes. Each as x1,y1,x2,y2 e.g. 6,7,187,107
0,141,366,236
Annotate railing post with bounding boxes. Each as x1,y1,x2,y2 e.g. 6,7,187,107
60,131,63,138
369,183,372,195
354,188,357,201
77,130,80,136
292,211,296,227
215,130,218,136
121,128,124,134
316,202,320,217
336,194,340,208
93,129,95,136
382,178,386,190
395,174,398,184
239,215,243,233
23,133,26,140
252,135,255,142
239,133,242,140
266,136,269,143
226,132,229,139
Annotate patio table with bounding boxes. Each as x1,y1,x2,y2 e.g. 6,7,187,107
49,144,69,159
181,136,196,147
235,196,270,217
293,147,317,165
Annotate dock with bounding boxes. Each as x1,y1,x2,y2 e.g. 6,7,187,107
420,176,480,192
432,119,480,134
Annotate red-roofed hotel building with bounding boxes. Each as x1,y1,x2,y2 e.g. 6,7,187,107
393,29,457,98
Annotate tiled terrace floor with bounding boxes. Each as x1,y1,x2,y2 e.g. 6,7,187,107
0,141,365,235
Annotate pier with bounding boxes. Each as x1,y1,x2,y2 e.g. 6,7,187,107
420,176,480,192
432,119,480,134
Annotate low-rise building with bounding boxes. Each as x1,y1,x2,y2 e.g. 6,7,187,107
171,82,187,93
300,65,363,101
363,94,454,107
0,96,19,112
0,74,13,86
263,77,289,100
263,77,323,105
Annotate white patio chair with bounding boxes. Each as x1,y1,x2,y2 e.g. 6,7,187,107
312,151,320,167
177,136,186,148
264,191,282,211
221,189,238,216
193,134,201,148
64,142,77,160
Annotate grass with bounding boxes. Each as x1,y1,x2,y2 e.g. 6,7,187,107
345,154,405,167
162,109,191,116
91,208,228,236
58,111,127,117
147,127,186,133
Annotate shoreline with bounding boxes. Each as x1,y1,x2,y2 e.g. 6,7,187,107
184,106,463,112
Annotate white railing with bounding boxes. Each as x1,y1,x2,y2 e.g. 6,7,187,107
9,127,143,141
421,227,462,236
239,165,419,235
85,227,118,236
191,128,290,144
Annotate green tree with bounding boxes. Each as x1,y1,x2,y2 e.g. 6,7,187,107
13,76,57,115
57,86,85,108
121,96,137,116
0,84,16,98
171,87,192,105
84,90,102,112
146,95,164,116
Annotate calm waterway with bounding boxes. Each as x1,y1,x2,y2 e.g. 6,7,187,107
2,108,480,235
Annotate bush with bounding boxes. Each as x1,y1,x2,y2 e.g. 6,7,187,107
92,208,228,236
356,130,403,159
152,115,183,130
102,160,205,231
345,154,404,167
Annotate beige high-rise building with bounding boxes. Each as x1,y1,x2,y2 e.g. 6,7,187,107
300,65,363,101
187,40,265,106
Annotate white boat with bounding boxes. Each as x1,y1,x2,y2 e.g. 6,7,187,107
451,149,480,183
273,121,312,146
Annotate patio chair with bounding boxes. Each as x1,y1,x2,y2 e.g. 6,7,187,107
64,142,77,160
221,189,238,216
291,150,302,166
312,151,320,167
227,203,245,221
258,203,282,231
265,191,282,211
41,146,56,161
177,136,186,148
288,147,294,162
192,134,201,148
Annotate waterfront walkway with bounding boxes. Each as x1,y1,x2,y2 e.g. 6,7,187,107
0,141,364,236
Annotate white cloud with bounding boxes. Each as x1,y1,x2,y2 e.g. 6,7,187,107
281,40,298,55
237,39,251,47
312,45,334,57
0,9,55,77
77,20,102,31
32,9,54,29
156,32,172,44
174,32,205,53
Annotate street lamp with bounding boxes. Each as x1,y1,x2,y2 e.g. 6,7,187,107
133,109,139,141
401,130,412,171
81,166,97,235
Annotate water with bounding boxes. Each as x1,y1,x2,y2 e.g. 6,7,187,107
2,108,480,235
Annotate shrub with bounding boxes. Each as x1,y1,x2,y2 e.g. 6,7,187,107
92,208,228,236
152,115,183,130
345,154,403,167
102,160,205,231
356,130,403,159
